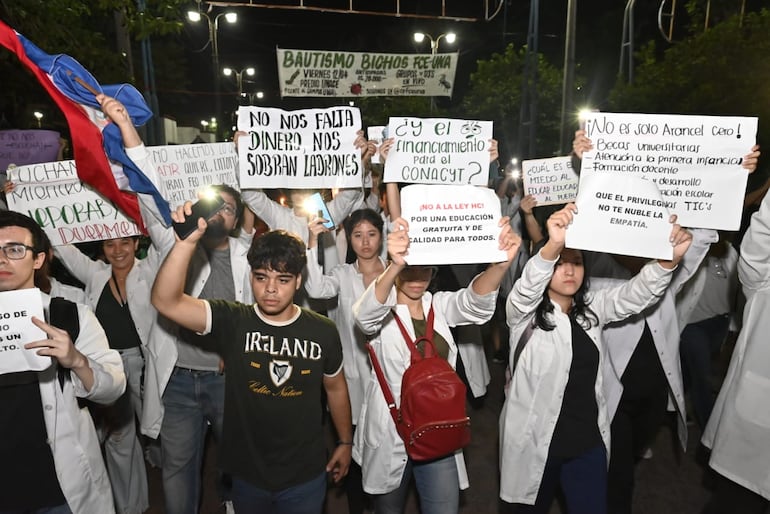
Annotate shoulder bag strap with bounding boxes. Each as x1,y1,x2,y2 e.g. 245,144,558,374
366,342,401,428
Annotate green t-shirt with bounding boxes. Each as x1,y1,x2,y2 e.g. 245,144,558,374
207,300,343,491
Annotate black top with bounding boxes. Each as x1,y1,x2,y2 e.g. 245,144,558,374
207,301,343,491
0,376,67,509
549,317,602,458
95,281,141,350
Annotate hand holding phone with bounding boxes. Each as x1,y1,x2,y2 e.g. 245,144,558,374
305,192,335,229
173,195,226,239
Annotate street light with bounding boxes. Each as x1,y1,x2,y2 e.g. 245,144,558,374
413,31,457,55
33,111,43,128
223,66,255,98
413,32,457,111
187,5,237,139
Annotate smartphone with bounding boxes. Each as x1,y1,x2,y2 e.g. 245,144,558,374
173,195,226,239
305,192,334,229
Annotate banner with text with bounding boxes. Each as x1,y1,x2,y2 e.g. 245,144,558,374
145,143,238,208
7,160,140,245
236,106,363,189
566,173,673,260
0,130,60,173
581,112,757,230
401,184,506,265
384,117,492,186
522,156,578,205
0,288,51,375
277,48,458,97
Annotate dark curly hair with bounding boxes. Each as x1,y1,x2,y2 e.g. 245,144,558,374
535,251,598,331
247,230,306,275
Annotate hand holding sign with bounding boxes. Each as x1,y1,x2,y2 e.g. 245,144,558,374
664,216,693,269
387,218,410,266
541,203,577,261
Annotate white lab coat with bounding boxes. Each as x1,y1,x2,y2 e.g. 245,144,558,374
590,229,715,448
352,278,497,494
126,144,253,438
499,252,673,504
702,190,770,500
40,294,126,513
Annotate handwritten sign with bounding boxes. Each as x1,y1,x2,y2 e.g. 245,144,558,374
383,118,492,186
236,106,363,189
0,130,60,173
0,289,50,375
566,173,673,260
582,112,757,230
400,184,505,265
522,156,578,206
7,161,140,245
277,49,458,97
146,143,238,208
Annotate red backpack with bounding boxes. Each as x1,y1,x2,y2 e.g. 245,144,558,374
367,305,471,461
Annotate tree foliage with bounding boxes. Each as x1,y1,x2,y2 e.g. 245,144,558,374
0,0,186,128
458,44,564,160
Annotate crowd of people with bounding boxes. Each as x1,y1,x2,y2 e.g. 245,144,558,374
1,90,768,514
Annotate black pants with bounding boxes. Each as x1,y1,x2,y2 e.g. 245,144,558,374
702,473,770,514
607,336,669,514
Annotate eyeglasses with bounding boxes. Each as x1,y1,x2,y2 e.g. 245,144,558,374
220,204,237,216
0,244,35,260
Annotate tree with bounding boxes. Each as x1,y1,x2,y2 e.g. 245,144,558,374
0,0,186,129
458,43,564,161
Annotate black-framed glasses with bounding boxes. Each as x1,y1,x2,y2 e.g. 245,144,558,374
0,244,35,260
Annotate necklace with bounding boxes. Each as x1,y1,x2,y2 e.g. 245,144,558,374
111,270,128,306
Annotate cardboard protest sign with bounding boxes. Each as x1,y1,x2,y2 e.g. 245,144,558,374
566,173,673,260
277,49,458,97
522,156,578,206
7,161,140,245
145,143,238,208
401,184,506,265
383,118,492,186
0,129,60,173
0,288,50,375
581,112,757,230
236,106,363,189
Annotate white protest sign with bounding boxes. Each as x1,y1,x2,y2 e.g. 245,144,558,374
566,173,673,260
277,49,458,97
7,161,140,246
384,118,492,186
522,156,578,206
236,106,363,189
367,125,385,165
145,143,238,208
582,112,757,230
0,288,51,375
401,184,505,265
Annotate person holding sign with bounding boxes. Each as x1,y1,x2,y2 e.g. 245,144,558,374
151,212,352,514
353,216,521,514
572,130,760,514
53,234,159,514
0,210,125,514
305,207,386,514
99,93,251,514
499,204,693,513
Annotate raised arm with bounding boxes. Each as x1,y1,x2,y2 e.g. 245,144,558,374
150,203,208,333
305,217,342,299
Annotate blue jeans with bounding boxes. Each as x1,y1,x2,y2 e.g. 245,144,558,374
230,473,326,514
680,314,729,429
512,444,607,514
160,367,225,514
374,454,460,514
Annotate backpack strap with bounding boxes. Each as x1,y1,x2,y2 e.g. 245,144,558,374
511,318,536,370
392,304,437,361
366,342,400,429
49,297,81,391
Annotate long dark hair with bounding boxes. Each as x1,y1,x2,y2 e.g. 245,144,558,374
535,252,598,331
343,208,383,264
